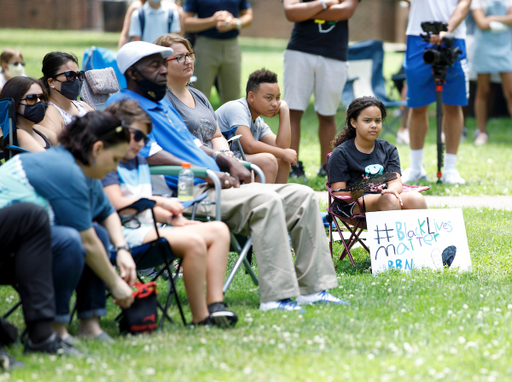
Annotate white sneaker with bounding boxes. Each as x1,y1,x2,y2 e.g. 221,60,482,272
474,132,489,146
296,291,350,306
396,129,410,145
401,167,427,184
259,298,304,312
442,168,466,185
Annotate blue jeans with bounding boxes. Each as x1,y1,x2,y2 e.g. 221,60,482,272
52,224,110,323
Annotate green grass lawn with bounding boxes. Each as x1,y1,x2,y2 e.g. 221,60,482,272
2,207,512,381
2,28,512,381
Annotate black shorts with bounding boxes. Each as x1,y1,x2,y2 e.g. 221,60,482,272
332,198,357,218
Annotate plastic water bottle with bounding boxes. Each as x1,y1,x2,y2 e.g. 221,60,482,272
178,162,194,201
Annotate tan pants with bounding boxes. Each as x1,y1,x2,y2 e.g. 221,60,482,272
192,182,338,303
193,36,241,103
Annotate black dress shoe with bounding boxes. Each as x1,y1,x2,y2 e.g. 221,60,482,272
24,333,83,356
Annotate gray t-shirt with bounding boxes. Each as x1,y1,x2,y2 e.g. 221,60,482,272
215,98,272,158
165,87,217,148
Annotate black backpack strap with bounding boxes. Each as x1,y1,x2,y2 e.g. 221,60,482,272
138,6,145,36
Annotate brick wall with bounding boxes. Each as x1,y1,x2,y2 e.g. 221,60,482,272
0,0,103,30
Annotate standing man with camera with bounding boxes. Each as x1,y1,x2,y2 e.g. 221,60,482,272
402,0,472,185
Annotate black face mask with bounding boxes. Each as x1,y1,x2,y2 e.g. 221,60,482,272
19,102,49,124
55,79,83,100
133,67,167,102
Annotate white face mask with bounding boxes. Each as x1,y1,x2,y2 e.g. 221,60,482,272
6,63,25,77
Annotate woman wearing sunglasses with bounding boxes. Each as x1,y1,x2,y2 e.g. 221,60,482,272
39,52,93,135
0,111,135,343
1,76,57,152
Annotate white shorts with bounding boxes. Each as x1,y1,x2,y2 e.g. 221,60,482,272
283,50,348,116
123,225,173,249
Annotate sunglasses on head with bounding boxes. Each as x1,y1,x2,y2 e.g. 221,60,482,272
53,70,85,82
122,122,150,145
20,93,47,105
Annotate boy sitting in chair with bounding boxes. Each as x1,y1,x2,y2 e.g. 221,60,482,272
215,68,297,184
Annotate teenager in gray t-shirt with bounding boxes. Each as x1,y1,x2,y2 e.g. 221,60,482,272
216,98,272,158
215,69,298,184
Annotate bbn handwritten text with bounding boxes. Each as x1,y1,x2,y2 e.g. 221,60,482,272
373,217,453,270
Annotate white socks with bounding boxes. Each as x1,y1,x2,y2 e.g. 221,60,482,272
410,149,424,172
444,153,457,171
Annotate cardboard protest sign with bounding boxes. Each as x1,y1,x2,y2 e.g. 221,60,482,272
365,209,471,274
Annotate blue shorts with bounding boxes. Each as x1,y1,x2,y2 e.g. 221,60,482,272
404,35,469,108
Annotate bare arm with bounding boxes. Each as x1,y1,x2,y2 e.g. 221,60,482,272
38,105,65,136
118,1,142,49
237,125,297,165
79,227,134,308
103,184,184,224
431,0,471,43
99,213,136,287
312,0,360,22
211,122,231,152
183,10,231,32
145,150,186,166
16,129,46,152
473,6,512,29
283,0,340,22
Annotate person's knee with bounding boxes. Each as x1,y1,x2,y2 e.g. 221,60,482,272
317,113,336,124
410,106,429,117
254,153,278,175
184,233,208,259
210,221,230,241
407,193,427,209
379,194,401,211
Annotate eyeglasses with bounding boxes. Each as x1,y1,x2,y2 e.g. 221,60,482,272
122,122,150,145
53,70,85,82
20,93,47,105
166,52,195,64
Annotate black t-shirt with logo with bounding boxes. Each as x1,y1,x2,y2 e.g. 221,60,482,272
328,138,401,188
286,0,349,61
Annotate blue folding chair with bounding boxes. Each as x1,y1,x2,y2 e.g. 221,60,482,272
82,46,127,89
341,40,406,138
0,98,27,160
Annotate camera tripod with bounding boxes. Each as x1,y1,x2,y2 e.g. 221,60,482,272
432,65,447,184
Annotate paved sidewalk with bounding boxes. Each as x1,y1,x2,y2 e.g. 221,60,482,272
316,192,512,211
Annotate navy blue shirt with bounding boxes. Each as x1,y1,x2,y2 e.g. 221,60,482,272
286,0,349,61
183,0,251,39
328,138,401,187
107,89,220,190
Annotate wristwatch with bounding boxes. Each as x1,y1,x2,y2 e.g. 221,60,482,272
236,19,242,30
116,245,131,253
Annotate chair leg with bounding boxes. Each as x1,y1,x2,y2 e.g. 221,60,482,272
223,235,257,294
2,301,21,320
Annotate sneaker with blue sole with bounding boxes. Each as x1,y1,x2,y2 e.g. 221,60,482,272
296,291,350,306
260,298,304,312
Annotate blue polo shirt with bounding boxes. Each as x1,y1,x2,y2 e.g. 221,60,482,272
183,0,251,39
107,89,219,190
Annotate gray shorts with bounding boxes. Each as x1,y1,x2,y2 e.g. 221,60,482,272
283,49,348,115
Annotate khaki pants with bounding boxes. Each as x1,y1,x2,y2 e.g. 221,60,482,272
192,182,338,303
193,36,241,103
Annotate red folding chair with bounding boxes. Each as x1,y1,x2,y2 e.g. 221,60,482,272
325,153,429,266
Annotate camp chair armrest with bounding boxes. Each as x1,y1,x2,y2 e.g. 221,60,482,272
116,198,156,215
150,165,209,178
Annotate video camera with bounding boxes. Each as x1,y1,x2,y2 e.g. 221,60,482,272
420,22,461,68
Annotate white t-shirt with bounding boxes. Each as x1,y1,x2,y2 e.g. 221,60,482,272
406,0,467,39
471,0,512,11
